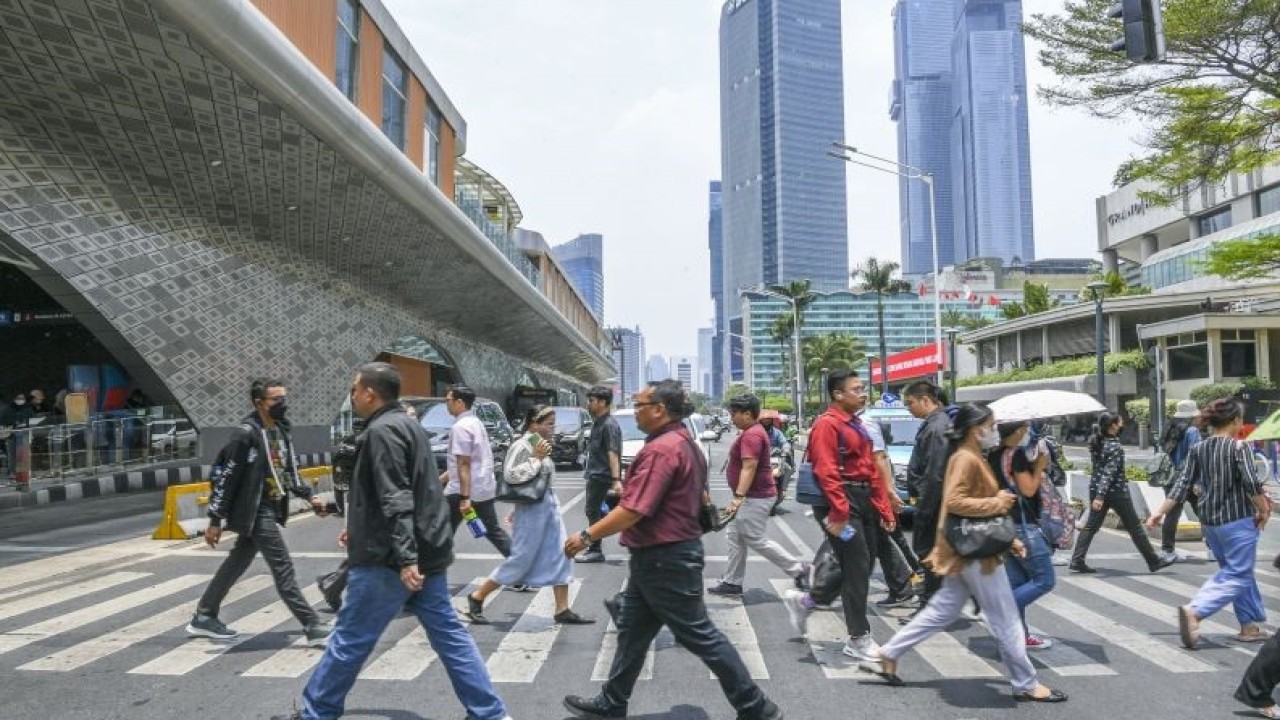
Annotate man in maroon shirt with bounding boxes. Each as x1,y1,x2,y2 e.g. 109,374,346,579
709,393,806,596
562,380,783,720
783,370,896,663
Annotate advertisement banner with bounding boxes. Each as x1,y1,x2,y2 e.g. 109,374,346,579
869,344,946,385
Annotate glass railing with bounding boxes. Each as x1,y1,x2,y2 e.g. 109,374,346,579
454,194,540,285
0,411,198,490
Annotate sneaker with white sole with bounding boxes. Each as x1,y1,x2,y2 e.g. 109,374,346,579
782,589,813,637
186,613,237,640
842,634,881,661
1025,633,1054,650
304,622,334,648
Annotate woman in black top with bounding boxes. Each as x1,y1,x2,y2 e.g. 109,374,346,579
989,422,1056,651
1069,411,1169,574
1147,399,1270,650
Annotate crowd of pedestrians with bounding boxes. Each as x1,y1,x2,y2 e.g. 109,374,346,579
180,360,1280,719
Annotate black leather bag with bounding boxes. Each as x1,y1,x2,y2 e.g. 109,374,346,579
944,513,1016,559
495,447,552,505
683,432,731,533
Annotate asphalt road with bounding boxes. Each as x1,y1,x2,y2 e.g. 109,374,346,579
0,439,1275,719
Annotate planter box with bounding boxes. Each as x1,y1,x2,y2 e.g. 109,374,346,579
1066,471,1201,540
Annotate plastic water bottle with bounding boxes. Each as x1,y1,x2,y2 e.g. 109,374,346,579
600,501,610,514
463,507,486,538
839,525,856,542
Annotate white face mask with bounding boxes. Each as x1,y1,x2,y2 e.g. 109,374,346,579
978,427,1000,450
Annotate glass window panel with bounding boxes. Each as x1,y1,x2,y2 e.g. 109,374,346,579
1196,206,1232,236
381,45,407,149
334,0,358,101
1168,344,1209,381
1259,185,1280,217
1221,342,1258,377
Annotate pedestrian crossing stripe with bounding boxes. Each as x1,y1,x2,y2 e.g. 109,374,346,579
591,579,660,683
1034,593,1216,673
487,579,582,683
1071,574,1254,655
0,571,151,623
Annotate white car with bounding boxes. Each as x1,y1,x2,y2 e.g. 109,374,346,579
614,409,710,470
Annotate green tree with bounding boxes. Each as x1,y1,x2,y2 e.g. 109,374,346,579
1024,0,1280,193
1201,235,1280,280
942,308,994,331
1000,301,1028,320
723,382,753,400
1022,281,1060,314
850,257,911,391
802,333,867,399
1078,270,1151,301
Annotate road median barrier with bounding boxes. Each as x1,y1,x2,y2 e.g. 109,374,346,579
152,466,335,540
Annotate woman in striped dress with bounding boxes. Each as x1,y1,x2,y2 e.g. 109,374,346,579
1146,398,1271,649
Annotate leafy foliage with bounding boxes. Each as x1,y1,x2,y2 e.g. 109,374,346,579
1190,377,1276,406
942,309,995,331
1024,0,1280,192
1200,235,1280,280
851,258,911,385
802,333,867,389
957,350,1150,387
1078,270,1150,301
1000,281,1062,319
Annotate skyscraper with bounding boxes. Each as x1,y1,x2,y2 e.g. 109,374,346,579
719,0,848,391
890,0,955,275
708,181,725,399
950,0,1035,266
646,354,668,384
552,233,605,320
669,356,696,391
697,326,715,396
892,0,1035,272
609,326,645,405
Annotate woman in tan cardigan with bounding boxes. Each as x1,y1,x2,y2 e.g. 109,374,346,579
861,404,1068,703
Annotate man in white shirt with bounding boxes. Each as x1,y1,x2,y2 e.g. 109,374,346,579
442,385,511,557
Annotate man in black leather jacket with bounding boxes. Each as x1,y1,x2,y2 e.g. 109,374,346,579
187,378,331,646
903,381,951,609
298,362,508,720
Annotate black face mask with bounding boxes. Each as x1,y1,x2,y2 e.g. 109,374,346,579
268,401,288,422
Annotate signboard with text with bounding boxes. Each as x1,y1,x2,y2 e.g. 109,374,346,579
869,344,946,385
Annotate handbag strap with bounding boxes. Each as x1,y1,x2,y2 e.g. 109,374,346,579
802,416,845,471
680,428,711,497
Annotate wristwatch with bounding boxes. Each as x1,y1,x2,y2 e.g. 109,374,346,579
578,529,593,544
733,493,746,500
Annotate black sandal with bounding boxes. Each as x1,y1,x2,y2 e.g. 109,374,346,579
554,609,596,625
1014,689,1068,703
858,657,905,687
465,594,489,625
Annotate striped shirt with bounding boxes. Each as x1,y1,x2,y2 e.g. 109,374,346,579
1169,436,1264,526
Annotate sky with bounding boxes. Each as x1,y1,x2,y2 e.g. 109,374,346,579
383,0,1145,360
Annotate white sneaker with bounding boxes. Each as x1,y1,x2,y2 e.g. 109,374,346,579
842,634,881,661
782,589,813,637
1050,554,1069,567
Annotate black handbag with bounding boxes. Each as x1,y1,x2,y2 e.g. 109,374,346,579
683,431,731,533
495,441,552,505
944,513,1016,559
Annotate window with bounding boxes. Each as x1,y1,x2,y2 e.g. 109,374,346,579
335,0,359,101
1221,329,1258,377
1196,206,1232,236
1167,335,1209,381
381,44,408,149
1259,185,1280,217
425,101,442,185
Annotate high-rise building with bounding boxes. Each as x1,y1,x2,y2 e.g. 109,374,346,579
950,0,1035,265
890,0,955,275
609,326,645,405
697,327,715,396
892,0,1035,272
552,233,605,320
708,181,725,399
646,354,669,384
719,0,848,393
669,356,696,391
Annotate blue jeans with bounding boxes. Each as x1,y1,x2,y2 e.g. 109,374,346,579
302,566,507,720
1004,524,1056,633
1191,516,1265,626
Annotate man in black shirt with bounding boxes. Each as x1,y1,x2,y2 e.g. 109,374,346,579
578,386,622,563
903,381,951,611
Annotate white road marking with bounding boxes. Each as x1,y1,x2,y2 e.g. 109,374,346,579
486,580,581,683
591,581,657,682
706,594,769,679
0,572,151,623
1035,592,1216,673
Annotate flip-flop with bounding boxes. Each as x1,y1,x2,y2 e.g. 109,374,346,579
1178,605,1200,649
1014,689,1069,703
1237,628,1271,643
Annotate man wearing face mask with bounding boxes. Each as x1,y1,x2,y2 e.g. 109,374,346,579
187,378,333,646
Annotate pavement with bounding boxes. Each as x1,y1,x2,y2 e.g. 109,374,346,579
0,441,1276,719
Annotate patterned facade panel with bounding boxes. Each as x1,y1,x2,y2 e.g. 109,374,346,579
0,0,598,429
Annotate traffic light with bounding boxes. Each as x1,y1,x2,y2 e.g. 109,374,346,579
1107,0,1166,63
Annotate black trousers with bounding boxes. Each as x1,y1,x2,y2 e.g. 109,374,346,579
198,502,317,628
912,512,944,604
1160,486,1201,553
810,484,878,637
1071,486,1161,569
604,539,766,716
1236,631,1280,708
446,495,512,557
875,525,915,597
583,476,613,554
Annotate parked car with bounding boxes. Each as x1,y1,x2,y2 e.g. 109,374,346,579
149,419,197,456
401,396,515,480
549,406,592,468
861,402,924,529
614,409,710,471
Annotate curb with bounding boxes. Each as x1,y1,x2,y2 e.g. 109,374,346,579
0,453,332,512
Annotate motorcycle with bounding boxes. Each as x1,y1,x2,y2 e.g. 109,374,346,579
769,447,794,516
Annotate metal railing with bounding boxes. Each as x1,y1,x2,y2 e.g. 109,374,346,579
0,413,199,490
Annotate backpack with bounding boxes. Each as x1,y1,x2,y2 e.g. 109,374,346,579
1160,421,1189,456
1001,446,1075,550
1041,436,1068,487
1144,452,1176,488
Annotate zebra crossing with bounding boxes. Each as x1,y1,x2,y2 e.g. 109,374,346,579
0,521,1275,690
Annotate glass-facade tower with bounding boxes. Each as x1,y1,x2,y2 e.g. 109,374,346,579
708,181,725,398
551,233,605,320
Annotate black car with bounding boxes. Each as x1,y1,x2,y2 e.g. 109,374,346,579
549,406,592,468
402,396,515,479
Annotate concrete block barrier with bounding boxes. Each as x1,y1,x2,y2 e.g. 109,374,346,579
152,482,212,540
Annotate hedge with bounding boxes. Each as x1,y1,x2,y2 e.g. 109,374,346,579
959,350,1149,388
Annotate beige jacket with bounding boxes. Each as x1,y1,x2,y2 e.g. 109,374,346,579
925,447,1010,576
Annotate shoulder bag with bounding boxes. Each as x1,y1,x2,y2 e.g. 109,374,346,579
795,420,841,507
944,453,1016,558
495,438,552,505
682,430,732,533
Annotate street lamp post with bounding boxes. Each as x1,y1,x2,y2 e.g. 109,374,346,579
746,288,806,429
829,142,944,389
1087,281,1110,407
943,326,960,403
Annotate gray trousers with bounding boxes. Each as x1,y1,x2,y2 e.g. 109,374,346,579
880,560,1037,693
197,502,318,629
719,496,801,586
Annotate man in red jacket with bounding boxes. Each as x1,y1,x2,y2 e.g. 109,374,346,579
783,370,896,662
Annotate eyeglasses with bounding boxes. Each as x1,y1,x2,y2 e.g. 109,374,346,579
844,387,869,396
633,401,662,409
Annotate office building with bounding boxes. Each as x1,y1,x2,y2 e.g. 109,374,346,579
890,0,955,275
552,233,605,320
708,181,725,399
697,327,715,396
609,327,646,405
646,354,669,384
669,356,696,392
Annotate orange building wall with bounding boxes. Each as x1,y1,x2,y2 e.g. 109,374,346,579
405,79,426,171
250,0,338,75
439,124,457,198
355,8,383,130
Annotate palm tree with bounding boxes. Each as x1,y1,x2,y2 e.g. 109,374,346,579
765,279,816,405
803,333,866,399
851,258,911,393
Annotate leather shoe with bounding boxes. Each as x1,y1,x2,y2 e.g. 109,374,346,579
603,593,622,625
563,694,626,718
738,698,784,720
1150,556,1175,572
555,609,596,625
1068,562,1097,574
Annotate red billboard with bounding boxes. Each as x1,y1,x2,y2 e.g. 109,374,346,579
869,344,946,385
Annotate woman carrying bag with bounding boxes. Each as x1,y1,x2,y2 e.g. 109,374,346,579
463,405,594,626
1147,398,1270,649
860,404,1067,704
